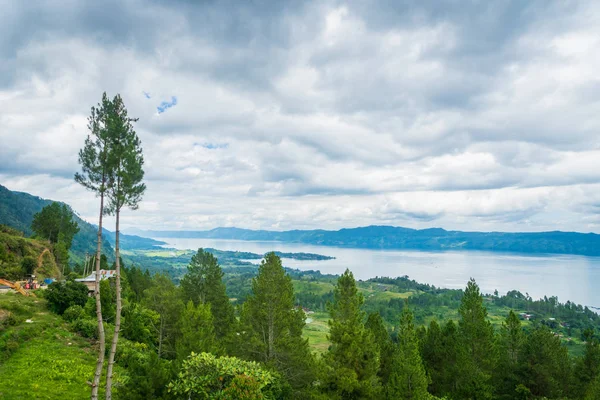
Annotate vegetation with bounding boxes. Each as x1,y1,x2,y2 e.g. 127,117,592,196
31,202,79,273
2,245,600,399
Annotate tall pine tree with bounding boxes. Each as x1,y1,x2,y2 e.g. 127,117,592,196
323,269,381,399
456,278,496,399
496,310,525,399
104,93,146,400
74,92,116,400
240,253,315,395
574,328,600,397
387,304,429,400
180,248,236,351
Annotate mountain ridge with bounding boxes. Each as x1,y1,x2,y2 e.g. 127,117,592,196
136,225,600,256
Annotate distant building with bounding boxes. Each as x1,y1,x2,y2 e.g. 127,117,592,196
75,270,116,293
519,312,533,321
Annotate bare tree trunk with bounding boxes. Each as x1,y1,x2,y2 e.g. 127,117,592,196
105,210,121,399
91,192,106,400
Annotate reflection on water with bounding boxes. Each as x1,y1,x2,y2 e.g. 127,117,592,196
154,237,600,308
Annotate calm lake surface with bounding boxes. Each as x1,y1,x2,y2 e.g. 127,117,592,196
154,237,600,308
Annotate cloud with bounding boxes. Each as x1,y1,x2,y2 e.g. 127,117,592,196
1,0,600,232
156,96,177,114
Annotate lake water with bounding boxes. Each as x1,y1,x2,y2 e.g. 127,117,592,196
153,237,600,308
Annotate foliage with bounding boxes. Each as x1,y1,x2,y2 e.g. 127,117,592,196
168,352,280,399
115,341,174,399
455,278,496,399
323,268,381,398
176,301,218,359
520,325,572,398
21,256,37,275
63,305,85,322
45,280,89,315
387,305,429,399
240,253,316,394
181,248,237,349
31,202,80,247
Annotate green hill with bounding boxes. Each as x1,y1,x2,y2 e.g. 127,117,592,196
0,225,60,280
0,184,114,265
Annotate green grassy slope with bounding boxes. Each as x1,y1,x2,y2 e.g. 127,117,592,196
0,293,109,399
0,184,114,264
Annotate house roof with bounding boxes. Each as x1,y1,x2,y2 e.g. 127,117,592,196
75,270,117,283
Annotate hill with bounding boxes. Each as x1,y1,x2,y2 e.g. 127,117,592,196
0,184,165,265
140,225,600,256
0,184,114,264
0,225,60,280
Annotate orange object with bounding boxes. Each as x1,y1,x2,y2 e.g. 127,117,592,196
0,279,36,297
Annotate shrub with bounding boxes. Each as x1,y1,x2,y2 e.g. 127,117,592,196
71,318,98,339
168,352,281,399
63,305,85,322
21,256,37,275
45,281,88,314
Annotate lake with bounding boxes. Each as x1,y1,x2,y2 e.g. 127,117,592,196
153,237,600,308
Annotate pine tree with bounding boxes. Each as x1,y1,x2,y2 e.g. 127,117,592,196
143,274,184,359
387,305,429,400
176,301,218,360
439,320,460,396
496,310,525,399
240,253,315,394
74,92,116,400
456,278,496,399
365,312,394,385
180,248,236,350
103,94,146,400
520,325,572,398
323,269,381,399
574,328,600,397
421,320,444,396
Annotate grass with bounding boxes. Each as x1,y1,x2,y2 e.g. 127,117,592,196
303,312,330,355
293,280,335,296
0,293,119,399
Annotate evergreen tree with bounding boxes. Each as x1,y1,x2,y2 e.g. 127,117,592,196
421,320,444,396
240,253,315,395
180,248,236,349
387,305,429,400
520,325,572,398
366,312,394,385
31,202,79,246
75,92,116,400
323,269,381,399
496,310,525,399
456,278,496,399
176,301,218,360
104,94,146,400
439,320,460,397
31,202,79,272
574,328,600,397
143,274,184,359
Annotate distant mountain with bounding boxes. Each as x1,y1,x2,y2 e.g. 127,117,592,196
142,225,600,256
0,184,115,263
0,184,164,264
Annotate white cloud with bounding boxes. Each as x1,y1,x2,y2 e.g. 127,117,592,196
1,0,600,233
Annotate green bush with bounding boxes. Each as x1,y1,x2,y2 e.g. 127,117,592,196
45,281,89,314
21,256,37,275
62,305,85,322
71,318,98,339
168,352,281,399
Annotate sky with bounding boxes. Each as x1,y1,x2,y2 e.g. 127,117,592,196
1,0,600,233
